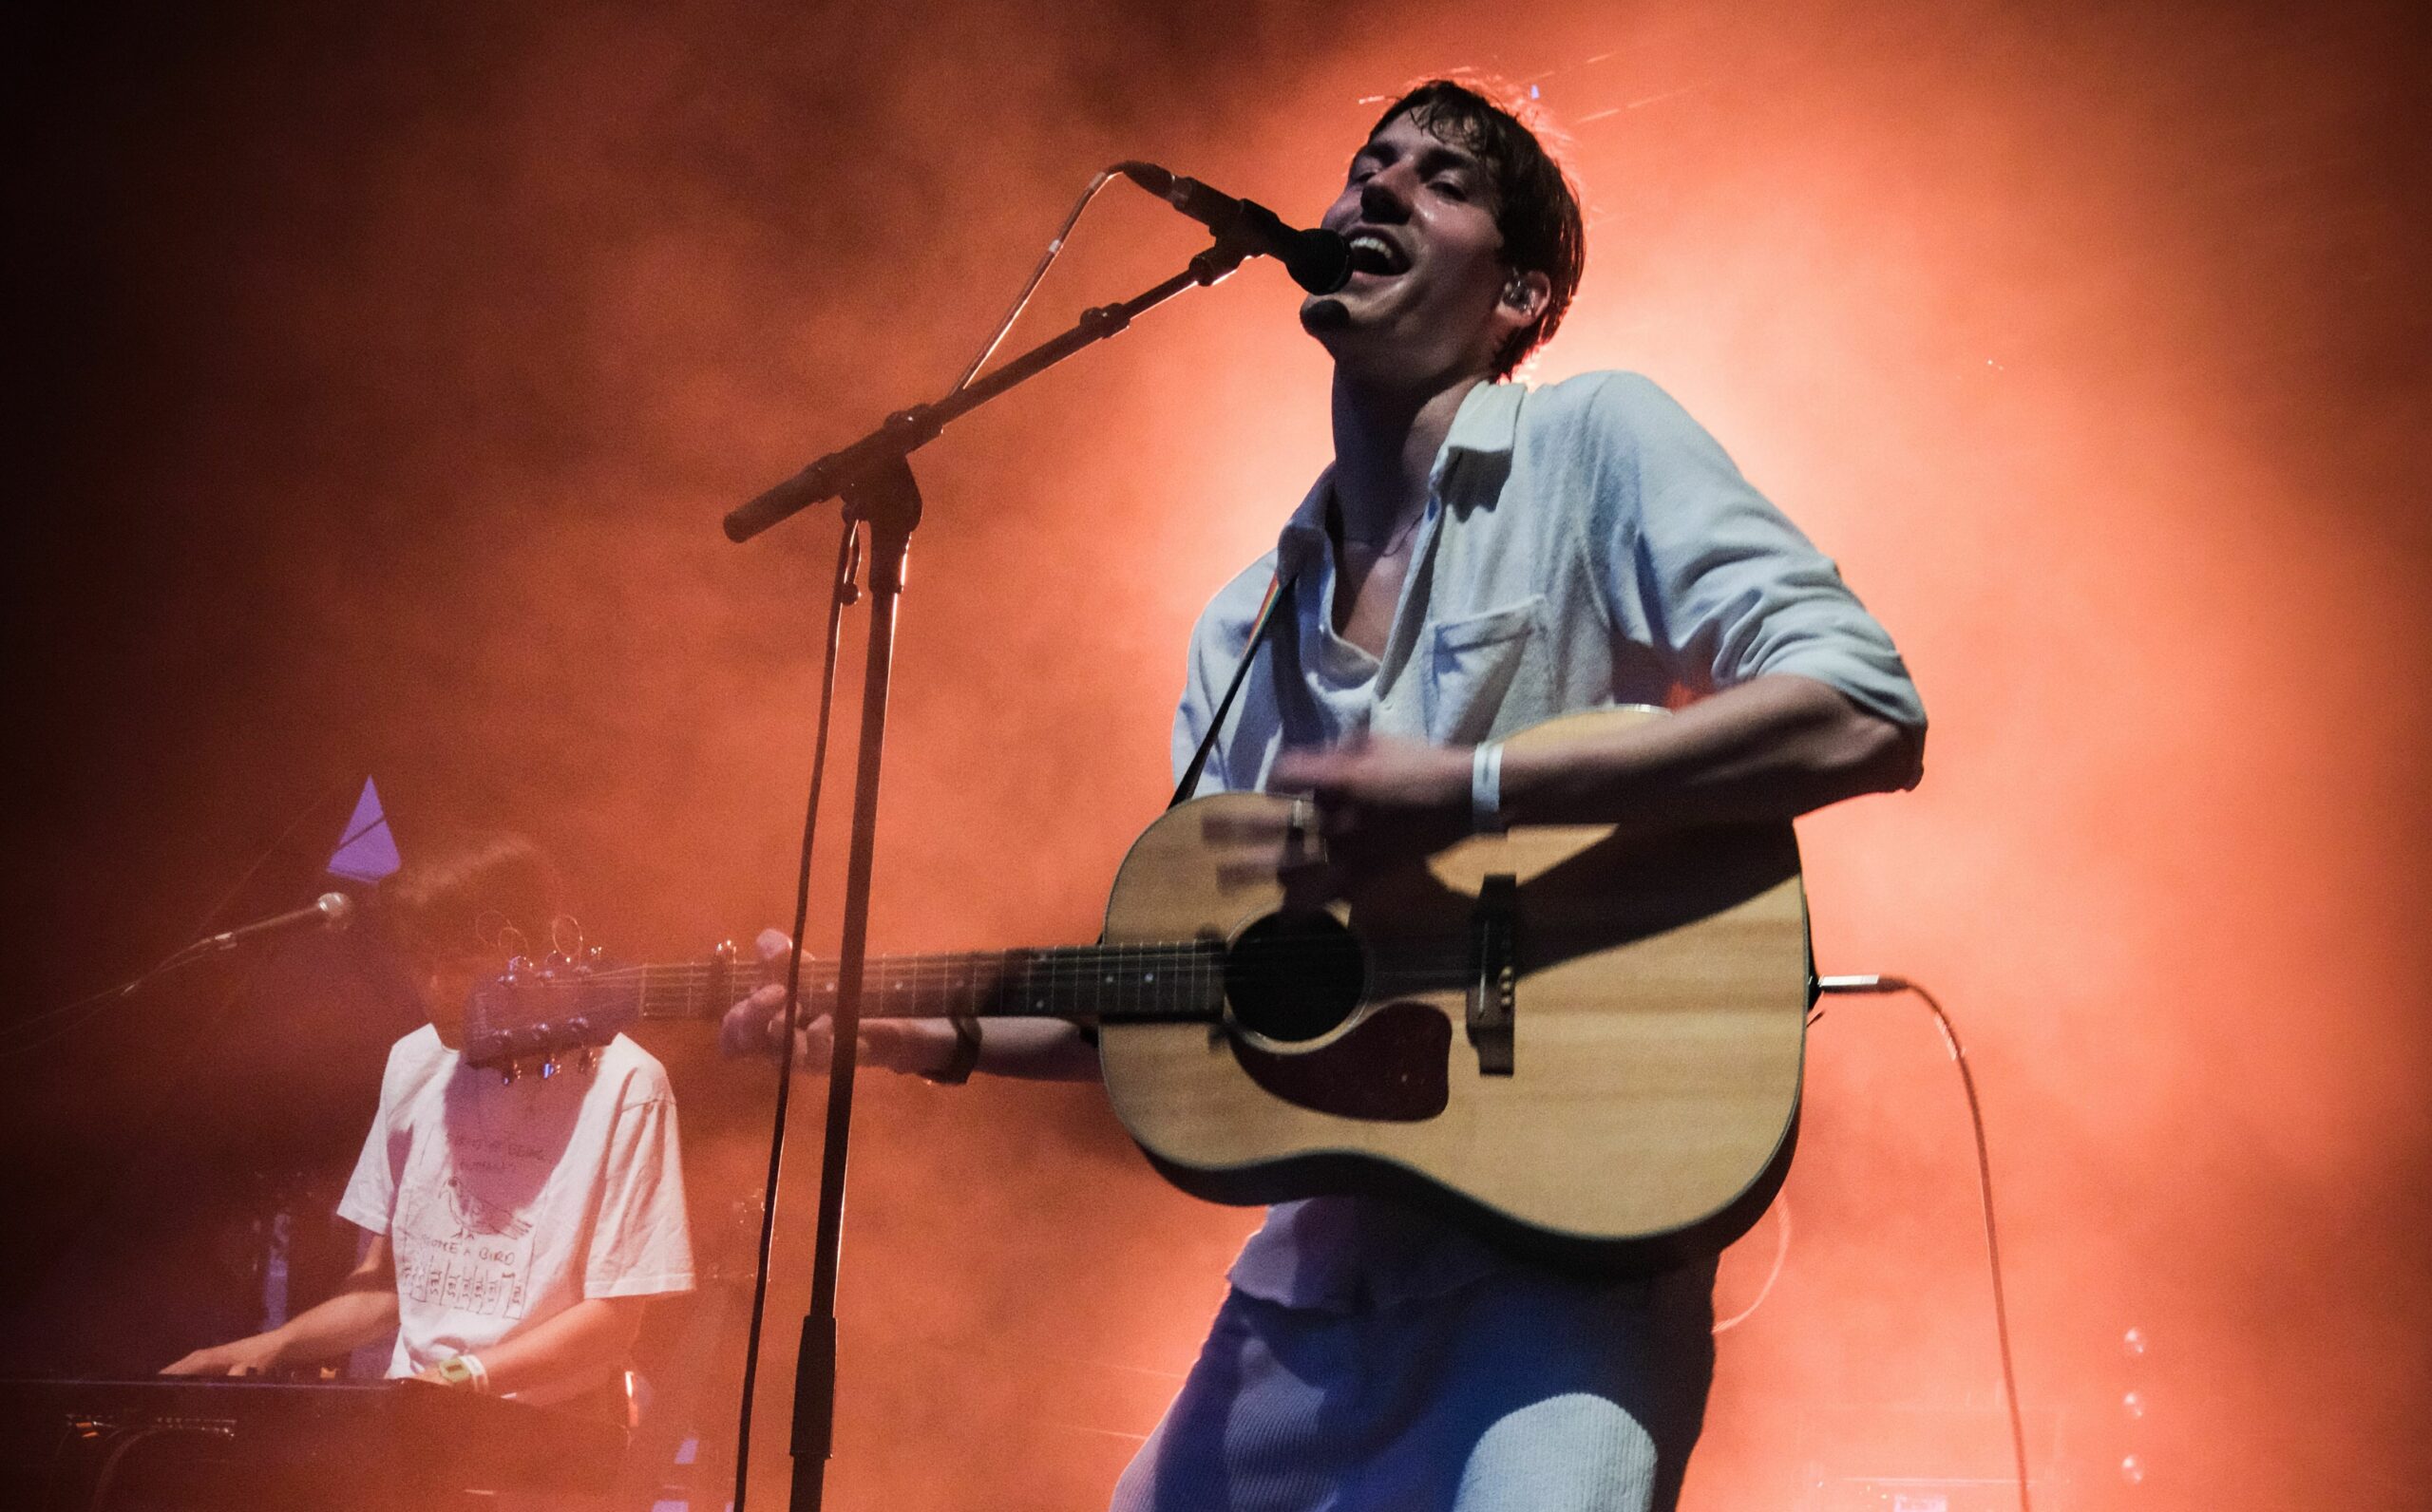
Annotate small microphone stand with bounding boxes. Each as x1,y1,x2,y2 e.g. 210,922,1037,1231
723,228,1259,1512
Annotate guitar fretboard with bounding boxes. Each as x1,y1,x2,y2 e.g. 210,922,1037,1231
606,942,1228,1026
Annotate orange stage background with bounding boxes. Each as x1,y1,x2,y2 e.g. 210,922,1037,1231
6,2,2426,1507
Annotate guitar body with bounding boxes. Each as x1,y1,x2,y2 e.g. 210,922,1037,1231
1097,706,1812,1273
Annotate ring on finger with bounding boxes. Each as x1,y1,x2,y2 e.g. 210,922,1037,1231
1284,798,1327,866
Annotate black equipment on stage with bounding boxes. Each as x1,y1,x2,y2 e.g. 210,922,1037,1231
181,892,356,956
0,1376,623,1511
716,152,1328,1512
1112,162,1353,294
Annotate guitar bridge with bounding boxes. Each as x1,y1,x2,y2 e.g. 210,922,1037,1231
1468,873,1518,1076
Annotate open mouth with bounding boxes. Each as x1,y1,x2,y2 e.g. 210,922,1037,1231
1345,232,1410,278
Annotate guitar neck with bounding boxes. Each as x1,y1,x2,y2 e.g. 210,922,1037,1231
617,942,1226,1028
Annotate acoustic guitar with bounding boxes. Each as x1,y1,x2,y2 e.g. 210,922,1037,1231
466,706,1812,1272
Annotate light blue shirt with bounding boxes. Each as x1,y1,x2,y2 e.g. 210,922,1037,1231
1169,370,1925,1311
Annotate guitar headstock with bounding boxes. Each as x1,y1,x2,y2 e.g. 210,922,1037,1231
462,946,638,1082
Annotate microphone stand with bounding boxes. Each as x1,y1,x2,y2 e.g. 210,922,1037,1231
724,228,1259,1512
726,235,1254,544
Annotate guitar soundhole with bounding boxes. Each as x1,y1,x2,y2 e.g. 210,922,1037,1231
1224,911,1364,1043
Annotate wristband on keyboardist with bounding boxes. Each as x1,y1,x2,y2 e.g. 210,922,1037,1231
437,1353,489,1393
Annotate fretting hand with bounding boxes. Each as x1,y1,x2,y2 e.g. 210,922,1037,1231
717,929,964,1077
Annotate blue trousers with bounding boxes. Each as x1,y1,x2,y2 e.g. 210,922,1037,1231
1110,1259,1716,1512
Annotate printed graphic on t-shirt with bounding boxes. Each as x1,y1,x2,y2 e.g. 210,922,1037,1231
391,1123,560,1322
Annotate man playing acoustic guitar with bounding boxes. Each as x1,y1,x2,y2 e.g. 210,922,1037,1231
731,78,1924,1512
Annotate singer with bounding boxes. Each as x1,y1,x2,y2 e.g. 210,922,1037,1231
163,832,695,1435
733,77,1927,1510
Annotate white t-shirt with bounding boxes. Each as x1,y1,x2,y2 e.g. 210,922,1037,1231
337,1024,694,1395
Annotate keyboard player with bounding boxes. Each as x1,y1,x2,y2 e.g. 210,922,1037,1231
161,831,694,1420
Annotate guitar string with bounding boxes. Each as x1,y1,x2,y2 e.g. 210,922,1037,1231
502,949,1491,990
518,936,1500,975
496,954,1481,974
512,956,1493,980
470,945,1496,1029
497,954,1481,998
572,948,1490,987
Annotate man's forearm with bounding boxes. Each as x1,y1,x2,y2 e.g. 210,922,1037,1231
974,1018,1102,1082
1502,674,1923,829
463,1296,645,1399
259,1283,400,1368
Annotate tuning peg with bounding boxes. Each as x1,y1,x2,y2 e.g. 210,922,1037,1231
540,1058,559,1080
500,1061,523,1086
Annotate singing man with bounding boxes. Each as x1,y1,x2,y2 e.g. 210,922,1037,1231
732,77,1924,1511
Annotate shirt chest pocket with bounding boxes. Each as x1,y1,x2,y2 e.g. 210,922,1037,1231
1421,595,1548,744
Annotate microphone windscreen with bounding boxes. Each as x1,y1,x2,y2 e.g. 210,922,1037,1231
1301,297,1352,333
1286,230,1353,295
1113,161,1176,198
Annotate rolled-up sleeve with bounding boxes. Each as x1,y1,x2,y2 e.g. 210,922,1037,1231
1593,374,1926,735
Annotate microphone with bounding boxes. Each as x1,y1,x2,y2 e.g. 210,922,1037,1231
1116,162,1351,294
190,892,356,954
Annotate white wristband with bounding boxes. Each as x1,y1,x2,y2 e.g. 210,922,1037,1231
462,1353,490,1394
1471,741,1507,833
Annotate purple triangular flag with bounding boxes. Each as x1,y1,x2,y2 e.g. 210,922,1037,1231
328,777,402,883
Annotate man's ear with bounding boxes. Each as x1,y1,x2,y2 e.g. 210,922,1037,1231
1500,267,1553,321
